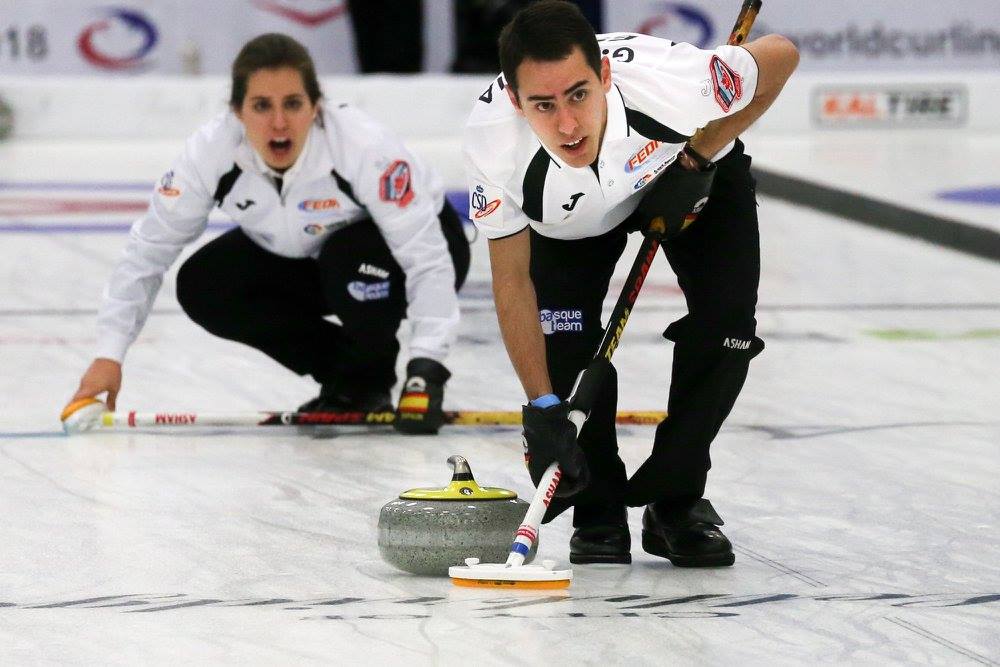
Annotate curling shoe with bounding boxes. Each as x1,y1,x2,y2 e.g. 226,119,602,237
570,507,632,565
641,498,735,567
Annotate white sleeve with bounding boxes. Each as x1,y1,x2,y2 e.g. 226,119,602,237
658,42,759,125
618,40,759,137
462,125,530,241
95,142,214,363
351,136,458,363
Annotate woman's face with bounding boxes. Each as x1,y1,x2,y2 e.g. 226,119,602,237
236,67,317,171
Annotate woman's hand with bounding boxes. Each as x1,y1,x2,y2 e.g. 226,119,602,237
69,358,123,410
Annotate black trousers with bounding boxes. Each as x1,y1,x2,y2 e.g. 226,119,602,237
346,0,423,73
532,141,763,525
176,203,469,395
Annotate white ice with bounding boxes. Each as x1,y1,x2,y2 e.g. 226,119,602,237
0,135,998,665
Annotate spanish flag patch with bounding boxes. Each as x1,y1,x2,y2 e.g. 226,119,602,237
399,393,430,413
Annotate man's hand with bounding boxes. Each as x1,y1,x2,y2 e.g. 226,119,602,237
521,398,590,496
637,150,716,241
394,357,451,434
69,358,122,411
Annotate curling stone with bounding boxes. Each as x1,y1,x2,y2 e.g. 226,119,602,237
378,455,536,575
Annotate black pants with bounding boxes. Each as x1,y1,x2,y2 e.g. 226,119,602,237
532,141,763,525
176,203,469,395
347,0,423,73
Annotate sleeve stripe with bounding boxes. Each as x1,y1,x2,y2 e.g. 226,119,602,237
212,164,243,207
330,168,364,208
521,147,554,223
624,108,690,144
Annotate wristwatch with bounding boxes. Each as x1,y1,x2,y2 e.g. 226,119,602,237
683,142,715,171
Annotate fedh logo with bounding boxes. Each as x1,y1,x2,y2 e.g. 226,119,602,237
637,3,713,48
253,1,347,27
78,9,158,71
298,198,340,212
624,140,661,173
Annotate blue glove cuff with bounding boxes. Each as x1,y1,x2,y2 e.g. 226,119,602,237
529,393,560,408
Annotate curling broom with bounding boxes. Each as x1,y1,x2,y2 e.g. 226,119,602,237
60,397,665,433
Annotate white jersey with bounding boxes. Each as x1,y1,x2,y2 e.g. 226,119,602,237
97,104,458,363
463,33,759,241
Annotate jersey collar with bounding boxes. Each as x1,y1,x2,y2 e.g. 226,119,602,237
601,83,631,148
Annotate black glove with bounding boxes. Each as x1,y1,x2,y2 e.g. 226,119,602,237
637,150,716,241
521,400,590,497
394,358,451,434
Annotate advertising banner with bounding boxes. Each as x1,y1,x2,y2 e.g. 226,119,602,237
603,1,1000,71
0,0,358,75
813,86,968,128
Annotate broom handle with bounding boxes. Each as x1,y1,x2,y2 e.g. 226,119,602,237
90,409,664,429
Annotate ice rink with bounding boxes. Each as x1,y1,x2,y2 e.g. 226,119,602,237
1,129,998,664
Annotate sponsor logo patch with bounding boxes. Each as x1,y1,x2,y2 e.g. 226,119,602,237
539,309,583,334
710,55,743,112
631,153,679,190
562,193,585,211
157,171,180,197
633,173,655,190
471,184,501,219
298,198,340,211
358,263,389,279
379,160,414,207
624,140,662,173
303,221,348,236
723,337,752,350
154,413,196,425
347,280,390,302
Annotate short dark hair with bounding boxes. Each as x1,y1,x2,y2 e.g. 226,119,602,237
230,33,323,110
498,0,601,94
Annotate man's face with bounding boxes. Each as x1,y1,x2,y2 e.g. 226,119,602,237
509,47,611,168
236,67,317,172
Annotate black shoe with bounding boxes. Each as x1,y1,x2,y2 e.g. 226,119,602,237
570,523,632,564
641,498,734,567
298,386,392,413
569,505,632,565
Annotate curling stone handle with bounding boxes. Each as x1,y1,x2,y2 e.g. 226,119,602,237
446,455,474,481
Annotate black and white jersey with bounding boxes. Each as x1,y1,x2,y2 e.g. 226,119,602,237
463,33,759,240
97,104,458,364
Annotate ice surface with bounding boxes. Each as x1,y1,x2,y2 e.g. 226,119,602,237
0,139,997,665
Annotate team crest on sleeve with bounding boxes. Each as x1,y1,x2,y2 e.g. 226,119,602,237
470,183,502,220
379,160,415,208
157,171,181,197
709,55,743,112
